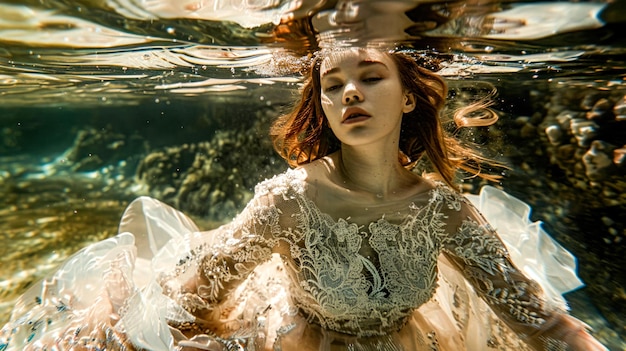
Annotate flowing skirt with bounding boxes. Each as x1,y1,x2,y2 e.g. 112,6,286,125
0,186,583,351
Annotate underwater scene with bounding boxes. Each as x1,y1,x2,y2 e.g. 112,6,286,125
0,0,625,349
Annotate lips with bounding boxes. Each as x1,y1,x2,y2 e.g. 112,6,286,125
342,107,371,123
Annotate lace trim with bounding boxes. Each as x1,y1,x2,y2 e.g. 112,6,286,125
254,168,306,200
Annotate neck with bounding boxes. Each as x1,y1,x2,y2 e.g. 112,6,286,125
338,143,408,197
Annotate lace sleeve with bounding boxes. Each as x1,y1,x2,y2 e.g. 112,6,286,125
159,183,289,318
438,188,592,351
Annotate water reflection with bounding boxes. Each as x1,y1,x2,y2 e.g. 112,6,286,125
2,0,624,107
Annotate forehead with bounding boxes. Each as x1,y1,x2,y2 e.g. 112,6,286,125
320,49,393,76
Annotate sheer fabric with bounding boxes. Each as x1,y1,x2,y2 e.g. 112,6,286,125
0,168,587,351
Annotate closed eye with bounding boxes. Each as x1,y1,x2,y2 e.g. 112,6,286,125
363,77,382,83
324,84,342,92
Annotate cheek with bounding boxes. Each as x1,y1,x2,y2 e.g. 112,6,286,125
320,93,333,106
320,94,335,115
381,86,407,110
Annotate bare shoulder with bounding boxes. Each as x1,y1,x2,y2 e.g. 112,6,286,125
294,156,338,188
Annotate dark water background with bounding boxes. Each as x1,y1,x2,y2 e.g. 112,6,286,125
1,0,625,349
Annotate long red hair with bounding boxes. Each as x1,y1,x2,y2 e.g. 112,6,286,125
270,49,503,188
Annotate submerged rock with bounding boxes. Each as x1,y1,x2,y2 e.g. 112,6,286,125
582,140,616,181
521,83,626,337
580,91,608,111
612,95,626,121
545,124,563,145
54,128,147,173
613,146,626,167
570,119,599,147
136,108,286,222
586,98,614,121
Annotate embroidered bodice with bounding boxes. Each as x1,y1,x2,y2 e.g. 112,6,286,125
160,168,564,344
288,190,448,336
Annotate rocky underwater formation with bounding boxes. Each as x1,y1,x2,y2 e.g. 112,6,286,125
487,81,625,340
41,104,288,224
133,109,285,221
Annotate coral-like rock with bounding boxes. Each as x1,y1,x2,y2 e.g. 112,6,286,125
580,92,608,111
613,146,626,167
613,96,626,122
57,128,146,173
135,108,286,222
570,118,599,147
582,140,616,181
555,144,576,161
545,124,563,145
586,98,614,121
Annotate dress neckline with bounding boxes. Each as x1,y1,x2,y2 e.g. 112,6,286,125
292,176,445,229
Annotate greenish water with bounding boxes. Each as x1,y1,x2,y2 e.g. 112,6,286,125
1,0,625,349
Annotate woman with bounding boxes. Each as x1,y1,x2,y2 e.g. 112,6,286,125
0,48,607,351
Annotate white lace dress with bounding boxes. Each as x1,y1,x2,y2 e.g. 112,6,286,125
0,168,586,351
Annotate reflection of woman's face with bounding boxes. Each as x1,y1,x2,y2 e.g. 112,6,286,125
319,49,414,147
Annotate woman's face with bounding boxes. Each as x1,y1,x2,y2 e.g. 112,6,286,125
319,49,415,147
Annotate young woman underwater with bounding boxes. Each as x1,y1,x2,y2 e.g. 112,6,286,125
0,48,608,351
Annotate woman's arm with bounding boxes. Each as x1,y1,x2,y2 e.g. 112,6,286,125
159,191,286,319
439,190,607,351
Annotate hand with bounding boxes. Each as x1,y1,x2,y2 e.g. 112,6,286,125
566,329,607,351
526,313,608,351
556,314,607,351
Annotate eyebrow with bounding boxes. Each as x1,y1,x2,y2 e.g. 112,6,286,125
321,60,388,78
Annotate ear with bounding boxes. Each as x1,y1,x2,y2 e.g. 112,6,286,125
402,92,416,113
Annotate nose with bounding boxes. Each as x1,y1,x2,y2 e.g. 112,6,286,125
342,82,363,105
